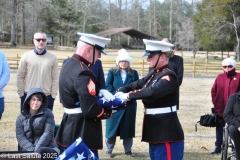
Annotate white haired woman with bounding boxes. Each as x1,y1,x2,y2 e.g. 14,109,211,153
105,49,139,158
211,57,240,154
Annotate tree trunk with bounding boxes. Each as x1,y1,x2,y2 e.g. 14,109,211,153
108,0,111,29
10,0,17,46
153,0,157,37
170,0,172,40
21,2,25,45
237,43,240,61
149,0,152,35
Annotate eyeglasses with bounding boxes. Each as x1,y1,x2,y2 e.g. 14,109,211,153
223,65,233,69
35,39,46,42
147,55,155,58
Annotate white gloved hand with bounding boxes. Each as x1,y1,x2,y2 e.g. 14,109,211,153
99,89,115,101
115,93,129,101
114,92,124,97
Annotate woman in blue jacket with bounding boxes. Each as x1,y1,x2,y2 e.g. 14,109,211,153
0,51,10,119
105,49,139,158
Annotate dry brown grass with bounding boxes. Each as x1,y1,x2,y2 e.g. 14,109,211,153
0,47,224,159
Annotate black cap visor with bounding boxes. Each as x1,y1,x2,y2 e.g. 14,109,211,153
142,50,161,57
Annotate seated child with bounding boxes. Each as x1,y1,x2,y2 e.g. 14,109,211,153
16,88,59,160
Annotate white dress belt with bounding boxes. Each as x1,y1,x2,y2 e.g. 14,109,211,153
144,105,177,115
64,107,82,114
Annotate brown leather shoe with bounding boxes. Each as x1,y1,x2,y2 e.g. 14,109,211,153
125,151,135,157
106,152,113,158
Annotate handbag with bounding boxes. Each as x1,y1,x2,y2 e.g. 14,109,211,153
195,108,218,132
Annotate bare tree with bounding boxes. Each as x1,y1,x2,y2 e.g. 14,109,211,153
10,0,17,46
20,1,25,45
175,19,200,58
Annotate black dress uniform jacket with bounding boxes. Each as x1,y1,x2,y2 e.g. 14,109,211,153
55,54,112,149
118,65,184,143
168,55,184,86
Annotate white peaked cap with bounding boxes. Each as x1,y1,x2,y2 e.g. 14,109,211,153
143,39,174,52
142,39,174,57
222,57,236,68
116,48,132,65
77,32,111,54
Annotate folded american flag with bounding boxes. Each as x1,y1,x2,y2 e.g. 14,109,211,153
75,97,125,110
56,137,98,160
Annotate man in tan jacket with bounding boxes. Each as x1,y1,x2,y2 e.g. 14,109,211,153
17,31,58,111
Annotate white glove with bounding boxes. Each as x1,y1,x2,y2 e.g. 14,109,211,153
114,92,124,97
115,93,129,101
99,89,115,101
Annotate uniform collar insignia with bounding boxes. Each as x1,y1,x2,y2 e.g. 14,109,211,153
72,54,92,68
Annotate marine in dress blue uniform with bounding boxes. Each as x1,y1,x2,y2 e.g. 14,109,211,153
55,33,115,159
115,39,184,160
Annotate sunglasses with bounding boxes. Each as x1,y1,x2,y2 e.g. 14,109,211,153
35,39,47,42
223,65,233,69
148,55,155,58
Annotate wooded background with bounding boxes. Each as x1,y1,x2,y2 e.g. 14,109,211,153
0,0,240,59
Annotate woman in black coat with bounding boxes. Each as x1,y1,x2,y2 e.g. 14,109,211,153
223,92,240,160
16,88,59,160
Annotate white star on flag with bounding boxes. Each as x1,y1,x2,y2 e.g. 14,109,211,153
89,150,95,159
99,97,107,104
76,137,82,146
59,152,66,160
76,152,85,160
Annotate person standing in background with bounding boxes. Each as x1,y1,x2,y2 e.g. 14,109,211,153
0,50,10,119
17,32,59,111
211,57,240,154
105,48,139,158
162,38,184,86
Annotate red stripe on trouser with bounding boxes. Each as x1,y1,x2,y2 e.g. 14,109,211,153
165,142,171,160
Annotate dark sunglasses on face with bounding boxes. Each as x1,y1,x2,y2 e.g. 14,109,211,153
223,65,233,69
148,55,155,58
35,39,47,42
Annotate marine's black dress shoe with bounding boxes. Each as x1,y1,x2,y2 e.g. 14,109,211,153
210,146,221,154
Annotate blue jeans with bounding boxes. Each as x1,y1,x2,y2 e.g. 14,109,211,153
149,141,184,160
0,97,4,119
21,94,55,111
